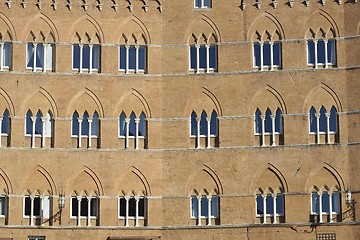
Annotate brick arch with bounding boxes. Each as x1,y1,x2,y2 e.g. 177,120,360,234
184,14,221,44
114,88,151,118
250,163,288,194
67,14,104,43
114,15,151,44
247,12,285,41
115,166,151,196
66,88,104,117
0,87,15,116
186,164,223,195
0,168,13,195
66,166,104,196
20,165,57,195
19,87,58,117
20,13,59,42
184,87,222,117
249,85,287,115
303,9,340,38
0,12,16,41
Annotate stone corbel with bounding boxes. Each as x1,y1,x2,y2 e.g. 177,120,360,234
240,0,246,10
20,0,27,9
35,0,43,10
272,0,277,8
96,0,103,11
288,0,294,7
66,0,73,10
320,0,325,5
303,0,310,6
111,0,119,11
255,0,261,9
128,4,133,12
51,0,58,10
143,4,149,12
5,0,12,8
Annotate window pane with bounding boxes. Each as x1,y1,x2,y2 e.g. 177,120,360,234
276,194,284,214
273,42,281,66
36,44,44,68
253,43,261,67
211,196,218,217
45,44,53,70
210,111,217,135
27,43,34,68
82,45,90,69
194,0,200,8
200,111,207,135
73,45,80,69
119,46,126,70
24,196,31,216
129,113,136,136
266,195,274,215
35,112,42,135
138,198,145,217
26,111,32,135
91,112,99,136
42,196,50,219
322,192,330,213
331,192,340,213
80,197,88,216
311,192,319,214
3,43,10,67
92,45,100,69
209,45,216,69
138,46,146,71
319,107,327,132
0,197,5,215
33,197,41,216
71,197,78,217
190,111,197,136
128,46,136,70
44,112,52,137
128,198,136,217
119,198,126,217
139,112,146,137
275,109,282,133
199,45,207,69
255,109,262,134
329,107,337,132
190,45,197,70
317,40,326,64
191,196,198,217
72,112,79,136
264,109,272,133
2,110,9,134
263,43,271,66
307,40,315,64
90,198,98,217
81,112,89,136
119,112,126,136
200,196,208,217
204,0,211,7
256,195,264,215
309,107,317,133
327,39,336,65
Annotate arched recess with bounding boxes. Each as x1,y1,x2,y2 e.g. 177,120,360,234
247,12,285,41
0,168,13,195
0,87,15,116
20,165,57,196
303,9,340,38
184,87,222,117
115,166,151,196
186,164,223,195
115,15,151,44
66,166,104,196
21,13,59,42
250,163,288,194
67,14,104,43
249,85,287,115
114,88,151,118
305,162,345,192
303,82,342,112
19,87,58,117
0,12,16,41
184,14,221,43
66,88,104,117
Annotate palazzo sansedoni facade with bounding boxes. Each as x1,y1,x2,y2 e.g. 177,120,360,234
0,0,358,239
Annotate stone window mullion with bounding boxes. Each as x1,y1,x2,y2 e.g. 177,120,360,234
125,118,130,149
125,45,130,74
314,40,318,69
325,112,330,144
125,196,129,227
78,117,83,148
135,118,140,150
135,45,139,73
206,44,210,73
79,44,83,73
261,115,265,146
260,42,264,71
77,196,81,226
207,196,212,226
197,196,201,226
33,43,37,72
263,194,267,224
135,196,139,227
0,43,4,71
315,113,320,144
89,44,93,74
31,116,37,148
41,117,46,148
270,41,274,70
273,194,277,224
319,192,323,223
329,192,333,223
43,43,48,73
206,117,211,148
87,196,91,226
271,115,276,146
324,39,328,68
196,117,201,149
30,196,34,226
196,44,200,74
88,117,93,148
0,116,3,147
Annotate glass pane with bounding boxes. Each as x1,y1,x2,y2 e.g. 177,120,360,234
72,112,79,136
327,39,336,64
253,43,261,67
204,0,211,7
199,45,207,69
129,112,136,136
72,44,80,69
273,42,281,66
43,196,50,219
190,111,197,136
3,43,10,67
139,112,146,137
319,107,327,132
119,46,126,70
275,109,282,133
276,194,284,214
211,196,218,217
322,192,330,213
307,40,315,64
82,45,90,69
309,107,317,133
0,197,5,215
128,46,136,70
138,198,145,217
128,198,136,217
200,111,207,135
35,111,42,135
71,197,78,217
119,198,126,217
255,109,262,134
264,109,272,133
45,44,53,70
317,40,326,64
190,45,197,70
119,112,126,136
210,111,217,135
200,196,208,217
90,198,98,217
27,43,34,68
331,192,340,213
266,195,274,215
138,46,146,70
312,192,319,214
194,0,200,8
24,196,31,216
91,112,99,136
256,195,264,215
80,197,88,216
209,45,216,69
26,111,32,135
329,107,337,132
33,197,41,216
191,196,198,217
36,44,44,68
2,109,9,134
44,112,52,137
81,112,89,136
263,43,271,66
92,45,100,69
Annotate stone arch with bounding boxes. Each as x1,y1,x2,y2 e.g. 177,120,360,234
185,14,221,43
0,87,15,116
115,166,151,196
305,162,345,192
68,14,104,43
66,166,104,196
250,163,288,194
114,88,151,118
184,87,222,117
303,82,342,112
249,85,287,115
115,15,151,44
186,164,223,195
303,9,340,38
20,165,56,196
0,168,13,195
66,88,104,117
247,12,285,41
0,13,16,41
19,87,58,117
21,13,59,42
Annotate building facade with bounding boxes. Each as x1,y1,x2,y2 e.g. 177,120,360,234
0,0,359,239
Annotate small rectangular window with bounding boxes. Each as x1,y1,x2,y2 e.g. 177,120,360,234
119,197,126,217
253,43,261,67
276,194,284,214
27,43,35,68
82,45,90,69
327,39,336,65
273,42,281,66
263,43,271,66
317,40,326,64
128,46,136,70
72,44,80,69
256,195,264,215
128,198,136,217
211,196,218,217
138,198,145,217
35,44,44,68
190,45,197,70
0,196,6,216
266,195,274,215
200,196,208,217
191,196,198,218
138,46,146,70
71,197,78,217
119,46,126,70
199,45,207,69
307,40,315,65
321,192,330,213
311,192,320,214
331,192,340,213
209,45,216,69
2,43,10,68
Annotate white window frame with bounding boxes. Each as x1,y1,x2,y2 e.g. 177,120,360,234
310,191,340,223
26,42,54,72
189,44,217,74
71,111,99,148
23,195,51,226
189,111,218,149
253,41,282,71
118,45,147,74
190,195,218,226
194,0,212,8
72,44,100,73
255,193,284,224
0,195,7,217
118,113,146,150
25,111,52,148
308,107,337,144
306,38,336,69
70,196,98,226
28,236,46,240
253,109,282,146
118,196,146,227
0,42,10,71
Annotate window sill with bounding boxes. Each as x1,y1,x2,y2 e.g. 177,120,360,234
118,217,146,220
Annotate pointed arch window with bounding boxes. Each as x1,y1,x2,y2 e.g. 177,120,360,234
72,44,100,73
189,37,217,74
190,110,218,148
0,42,11,71
26,43,54,72
1,109,10,135
118,111,147,149
118,195,146,227
25,110,53,148
307,34,336,68
308,106,338,144
254,108,283,146
72,111,100,148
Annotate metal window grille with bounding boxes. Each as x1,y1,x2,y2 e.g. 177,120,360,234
316,233,336,240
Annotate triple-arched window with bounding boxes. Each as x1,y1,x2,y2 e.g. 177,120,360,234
25,110,53,148
309,106,337,144
72,111,99,148
254,108,283,146
119,111,147,149
310,186,341,223
190,110,218,148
